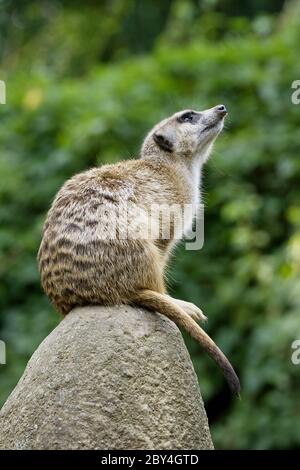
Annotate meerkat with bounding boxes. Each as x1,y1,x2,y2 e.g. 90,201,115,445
38,104,240,395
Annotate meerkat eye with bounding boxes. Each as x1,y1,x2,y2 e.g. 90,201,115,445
177,111,198,124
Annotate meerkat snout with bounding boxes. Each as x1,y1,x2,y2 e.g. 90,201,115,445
142,104,228,161
217,104,227,114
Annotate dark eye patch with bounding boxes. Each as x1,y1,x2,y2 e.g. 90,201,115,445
177,111,200,124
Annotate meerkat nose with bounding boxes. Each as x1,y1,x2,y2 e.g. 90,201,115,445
216,104,227,116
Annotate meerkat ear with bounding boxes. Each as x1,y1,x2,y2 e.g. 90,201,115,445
153,129,175,153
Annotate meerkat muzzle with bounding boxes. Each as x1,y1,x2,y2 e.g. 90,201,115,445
216,104,227,116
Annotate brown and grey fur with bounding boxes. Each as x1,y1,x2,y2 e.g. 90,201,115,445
38,105,240,395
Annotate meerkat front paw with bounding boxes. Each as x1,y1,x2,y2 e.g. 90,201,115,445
171,298,207,323
183,301,207,323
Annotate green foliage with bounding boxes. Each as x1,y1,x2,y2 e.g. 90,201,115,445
0,0,300,450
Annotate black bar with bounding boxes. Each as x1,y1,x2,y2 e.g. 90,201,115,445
0,450,298,466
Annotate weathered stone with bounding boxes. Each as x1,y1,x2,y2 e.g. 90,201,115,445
0,305,213,450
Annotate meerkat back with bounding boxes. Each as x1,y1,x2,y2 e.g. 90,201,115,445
38,161,165,314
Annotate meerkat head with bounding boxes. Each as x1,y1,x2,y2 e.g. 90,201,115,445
141,104,227,164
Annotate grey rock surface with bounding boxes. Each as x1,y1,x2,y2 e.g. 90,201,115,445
0,305,214,450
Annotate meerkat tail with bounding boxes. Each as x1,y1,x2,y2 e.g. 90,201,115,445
131,289,240,396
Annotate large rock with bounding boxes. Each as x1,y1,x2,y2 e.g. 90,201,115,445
0,305,213,450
